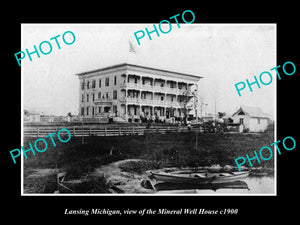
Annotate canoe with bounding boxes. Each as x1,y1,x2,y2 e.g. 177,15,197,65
150,171,249,184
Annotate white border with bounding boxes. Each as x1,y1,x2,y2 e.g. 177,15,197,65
21,23,277,196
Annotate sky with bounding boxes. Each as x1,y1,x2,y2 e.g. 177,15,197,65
22,24,276,119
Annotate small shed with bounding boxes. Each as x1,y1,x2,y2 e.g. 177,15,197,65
231,106,269,132
24,110,40,122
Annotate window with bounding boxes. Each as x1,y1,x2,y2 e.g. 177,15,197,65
86,107,89,116
134,78,138,84
86,94,89,102
114,76,117,85
113,105,117,113
81,94,84,103
161,96,164,101
87,81,90,89
98,92,101,99
92,107,95,116
81,107,84,116
99,79,101,87
105,77,109,86
240,118,244,124
81,82,85,90
113,90,117,99
92,80,96,88
92,93,95,101
98,106,101,113
106,92,109,99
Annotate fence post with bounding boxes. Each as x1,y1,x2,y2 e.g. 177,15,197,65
73,127,76,137
104,127,107,136
119,127,121,136
89,127,92,136
132,126,134,135
37,127,39,137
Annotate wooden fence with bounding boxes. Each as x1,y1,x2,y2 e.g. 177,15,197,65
23,125,206,138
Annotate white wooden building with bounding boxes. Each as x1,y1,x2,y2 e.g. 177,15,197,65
231,106,270,132
76,63,202,122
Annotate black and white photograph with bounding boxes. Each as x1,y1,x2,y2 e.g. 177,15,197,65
4,5,298,221
21,24,276,195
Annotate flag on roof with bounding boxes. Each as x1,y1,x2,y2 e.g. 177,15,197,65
129,41,136,53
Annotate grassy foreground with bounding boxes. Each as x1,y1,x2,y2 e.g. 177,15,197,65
24,131,274,176
23,131,275,193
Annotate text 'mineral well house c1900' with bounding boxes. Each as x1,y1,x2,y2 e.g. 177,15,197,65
76,63,203,122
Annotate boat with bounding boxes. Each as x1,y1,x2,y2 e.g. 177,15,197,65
154,180,250,192
150,171,249,184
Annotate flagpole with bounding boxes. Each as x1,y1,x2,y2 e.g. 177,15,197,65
128,40,136,64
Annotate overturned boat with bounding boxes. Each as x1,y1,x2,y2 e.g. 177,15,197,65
150,170,249,184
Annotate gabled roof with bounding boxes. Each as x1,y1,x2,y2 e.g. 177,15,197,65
232,106,269,119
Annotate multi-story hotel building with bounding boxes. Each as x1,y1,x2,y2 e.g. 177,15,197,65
76,63,202,122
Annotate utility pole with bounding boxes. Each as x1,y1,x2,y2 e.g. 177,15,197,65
214,92,217,133
214,96,217,122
